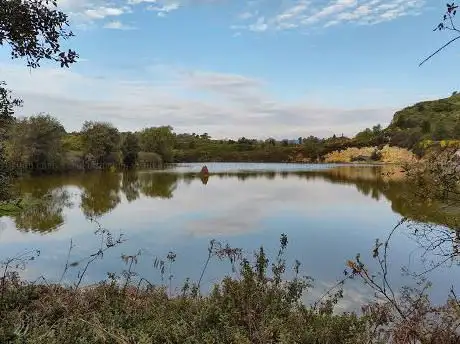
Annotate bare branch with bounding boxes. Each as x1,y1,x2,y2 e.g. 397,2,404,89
419,35,460,66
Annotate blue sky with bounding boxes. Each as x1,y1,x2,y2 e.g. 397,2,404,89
1,0,459,139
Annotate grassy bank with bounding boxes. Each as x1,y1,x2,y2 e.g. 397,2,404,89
0,274,368,344
1,232,459,344
0,236,371,344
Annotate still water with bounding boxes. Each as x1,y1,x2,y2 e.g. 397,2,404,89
0,163,458,310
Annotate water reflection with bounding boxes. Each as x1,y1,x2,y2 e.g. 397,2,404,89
121,172,141,203
137,173,178,199
80,172,121,219
14,188,71,232
6,165,459,233
1,163,457,310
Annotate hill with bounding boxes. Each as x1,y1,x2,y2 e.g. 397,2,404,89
386,93,460,149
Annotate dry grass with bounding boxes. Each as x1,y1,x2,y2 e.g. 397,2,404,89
0,237,371,344
379,146,417,164
324,147,376,163
324,145,417,164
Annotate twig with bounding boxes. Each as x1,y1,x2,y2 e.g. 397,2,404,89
59,239,73,284
197,240,215,293
419,35,460,66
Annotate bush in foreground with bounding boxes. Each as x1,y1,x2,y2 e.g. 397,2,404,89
1,229,460,344
0,236,371,344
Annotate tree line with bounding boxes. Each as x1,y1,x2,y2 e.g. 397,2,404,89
1,112,459,174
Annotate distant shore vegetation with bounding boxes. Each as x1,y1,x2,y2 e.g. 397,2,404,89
2,92,460,176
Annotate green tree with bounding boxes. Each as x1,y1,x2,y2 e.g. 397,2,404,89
0,0,78,200
421,120,431,134
372,124,382,135
354,128,374,146
0,81,22,126
0,82,21,200
0,0,78,68
7,114,66,173
121,132,140,168
454,120,460,139
303,136,324,161
62,133,83,151
433,123,449,140
390,128,423,149
139,126,175,163
81,121,120,167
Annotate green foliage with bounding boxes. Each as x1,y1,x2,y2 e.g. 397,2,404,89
121,132,140,168
137,151,163,167
0,0,78,68
433,123,451,140
140,126,176,163
0,0,77,202
0,81,22,124
388,93,460,146
355,128,374,144
8,92,460,175
388,128,423,149
81,121,120,167
302,136,325,161
421,120,431,134
62,133,83,152
6,114,66,173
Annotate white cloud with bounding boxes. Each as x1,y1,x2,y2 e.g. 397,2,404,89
0,62,397,139
56,0,176,26
84,6,127,19
237,0,426,32
54,0,426,33
103,20,137,30
249,17,268,32
148,3,180,16
238,11,255,20
126,0,158,4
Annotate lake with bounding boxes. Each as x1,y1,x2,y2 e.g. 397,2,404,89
0,163,458,311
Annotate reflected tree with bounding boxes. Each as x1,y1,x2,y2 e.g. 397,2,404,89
138,173,178,199
121,171,141,203
182,173,195,185
80,172,121,218
14,188,71,232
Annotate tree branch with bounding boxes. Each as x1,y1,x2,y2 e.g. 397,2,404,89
419,35,460,66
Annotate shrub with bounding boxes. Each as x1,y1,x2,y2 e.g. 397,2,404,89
0,236,371,344
138,151,163,168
